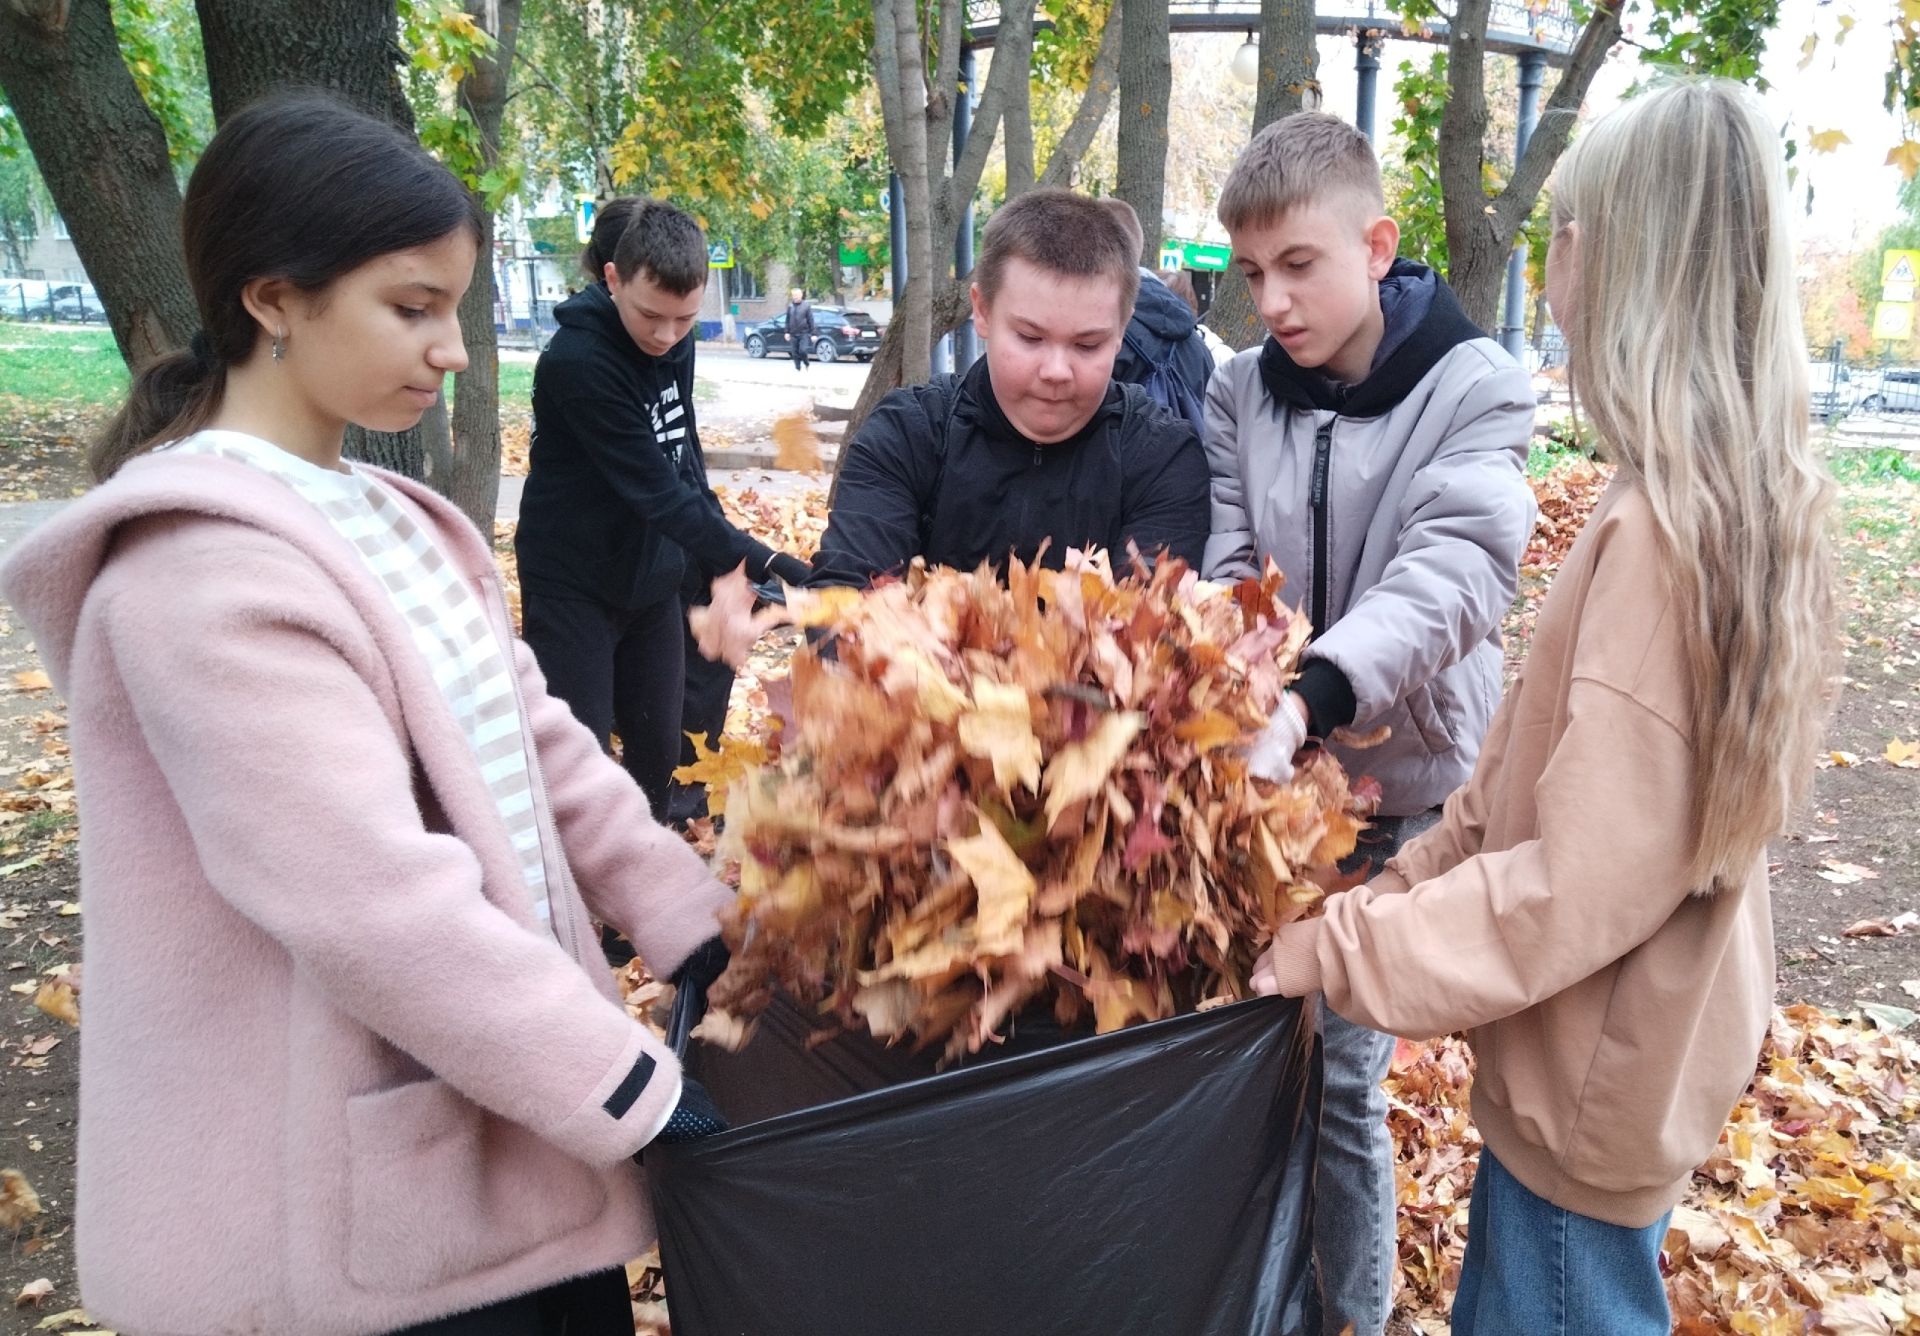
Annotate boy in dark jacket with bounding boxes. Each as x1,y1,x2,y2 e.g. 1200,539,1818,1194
1204,114,1535,1336
785,288,815,371
1095,196,1216,430
517,198,810,816
810,189,1209,586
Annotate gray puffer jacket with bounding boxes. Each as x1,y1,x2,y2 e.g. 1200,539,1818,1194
1202,263,1536,816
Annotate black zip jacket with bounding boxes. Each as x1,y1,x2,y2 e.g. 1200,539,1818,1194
811,356,1209,586
517,284,779,610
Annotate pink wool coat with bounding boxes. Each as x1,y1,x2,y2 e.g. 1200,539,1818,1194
1,453,735,1335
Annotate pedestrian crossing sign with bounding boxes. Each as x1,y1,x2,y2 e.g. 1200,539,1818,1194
1883,250,1920,304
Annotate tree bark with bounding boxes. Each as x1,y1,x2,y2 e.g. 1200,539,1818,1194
444,0,523,533
1438,0,1623,329
0,0,197,366
194,0,411,124
1206,0,1317,350
1114,0,1170,265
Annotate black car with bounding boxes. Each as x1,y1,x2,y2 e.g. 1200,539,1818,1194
743,305,883,363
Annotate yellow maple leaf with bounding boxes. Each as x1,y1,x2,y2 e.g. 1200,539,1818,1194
1807,128,1850,153
0,1168,41,1231
32,978,78,1027
11,671,50,693
1174,708,1241,753
1798,33,1818,69
956,681,1042,794
770,413,821,472
1888,139,1920,180
670,731,768,817
1886,737,1920,768
946,820,1036,955
1042,712,1144,830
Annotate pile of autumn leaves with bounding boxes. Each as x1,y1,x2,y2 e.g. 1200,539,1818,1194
693,552,1380,1062
1384,1011,1920,1333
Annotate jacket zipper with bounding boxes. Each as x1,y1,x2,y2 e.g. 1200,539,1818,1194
1309,420,1334,636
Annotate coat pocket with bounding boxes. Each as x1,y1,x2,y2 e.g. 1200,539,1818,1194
344,1078,609,1294
1403,683,1458,755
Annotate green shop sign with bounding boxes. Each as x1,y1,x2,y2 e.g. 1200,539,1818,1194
1156,238,1232,272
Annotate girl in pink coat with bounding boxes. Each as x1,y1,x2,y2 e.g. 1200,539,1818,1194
2,93,733,1336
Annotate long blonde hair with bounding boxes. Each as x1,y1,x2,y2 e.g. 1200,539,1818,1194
1553,79,1834,893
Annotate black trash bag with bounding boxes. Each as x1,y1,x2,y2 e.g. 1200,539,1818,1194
648,990,1322,1336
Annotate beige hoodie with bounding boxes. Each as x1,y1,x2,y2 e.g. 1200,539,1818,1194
1262,479,1775,1228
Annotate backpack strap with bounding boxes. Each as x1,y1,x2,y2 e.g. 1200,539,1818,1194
916,379,966,553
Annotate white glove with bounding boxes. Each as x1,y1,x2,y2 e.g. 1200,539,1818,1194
1246,694,1309,784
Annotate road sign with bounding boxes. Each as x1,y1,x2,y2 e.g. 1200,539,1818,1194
575,195,596,245
1874,300,1913,342
708,238,735,269
1882,250,1920,306
1159,237,1233,272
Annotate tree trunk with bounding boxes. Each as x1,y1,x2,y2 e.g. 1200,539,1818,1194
1438,0,1623,329
871,0,934,384
194,0,411,124
444,0,523,533
1114,0,1170,265
198,0,447,483
1205,0,1317,350
0,0,197,366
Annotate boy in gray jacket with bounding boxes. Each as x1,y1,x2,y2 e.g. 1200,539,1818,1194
1203,114,1535,1334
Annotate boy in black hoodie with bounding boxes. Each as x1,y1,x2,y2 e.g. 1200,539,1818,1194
517,198,810,816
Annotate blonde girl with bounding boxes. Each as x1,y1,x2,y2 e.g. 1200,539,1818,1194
1250,79,1833,1334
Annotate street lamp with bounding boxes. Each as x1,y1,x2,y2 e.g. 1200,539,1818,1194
1231,30,1259,85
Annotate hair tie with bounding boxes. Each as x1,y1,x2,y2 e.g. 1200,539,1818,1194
188,329,219,370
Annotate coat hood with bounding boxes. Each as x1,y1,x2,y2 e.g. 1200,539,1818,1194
1128,270,1199,351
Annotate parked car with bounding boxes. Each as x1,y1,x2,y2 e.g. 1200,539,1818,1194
743,305,883,363
1858,366,1920,414
0,279,106,324
1808,360,1855,420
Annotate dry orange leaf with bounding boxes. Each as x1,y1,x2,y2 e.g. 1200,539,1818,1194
31,978,77,1027
0,1169,41,1232
10,671,49,693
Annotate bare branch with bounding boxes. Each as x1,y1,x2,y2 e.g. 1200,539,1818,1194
1491,0,1623,233
946,0,1035,227
1037,0,1122,190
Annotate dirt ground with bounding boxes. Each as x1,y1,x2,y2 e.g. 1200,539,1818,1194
0,410,1914,1331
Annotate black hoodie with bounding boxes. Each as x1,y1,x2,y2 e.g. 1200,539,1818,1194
517,283,779,610
811,356,1209,586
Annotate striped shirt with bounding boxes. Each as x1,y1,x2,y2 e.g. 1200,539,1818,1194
166,430,555,937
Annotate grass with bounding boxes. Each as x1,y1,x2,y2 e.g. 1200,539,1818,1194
0,324,126,407
0,325,713,415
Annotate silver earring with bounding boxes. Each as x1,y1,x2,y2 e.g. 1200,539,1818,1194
271,331,286,362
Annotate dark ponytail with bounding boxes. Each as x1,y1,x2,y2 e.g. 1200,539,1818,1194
92,92,481,482
580,196,644,282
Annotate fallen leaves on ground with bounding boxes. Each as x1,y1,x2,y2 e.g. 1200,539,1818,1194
1388,1006,1920,1332
712,482,828,559
695,552,1380,1061
13,1278,51,1307
1523,457,1611,576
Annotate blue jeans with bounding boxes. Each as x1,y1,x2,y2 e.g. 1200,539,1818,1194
1300,810,1439,1336
1303,1006,1397,1336
1451,1151,1672,1336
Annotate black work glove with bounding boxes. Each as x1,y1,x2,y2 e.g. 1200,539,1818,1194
760,551,813,590
671,934,730,997
649,1075,729,1147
